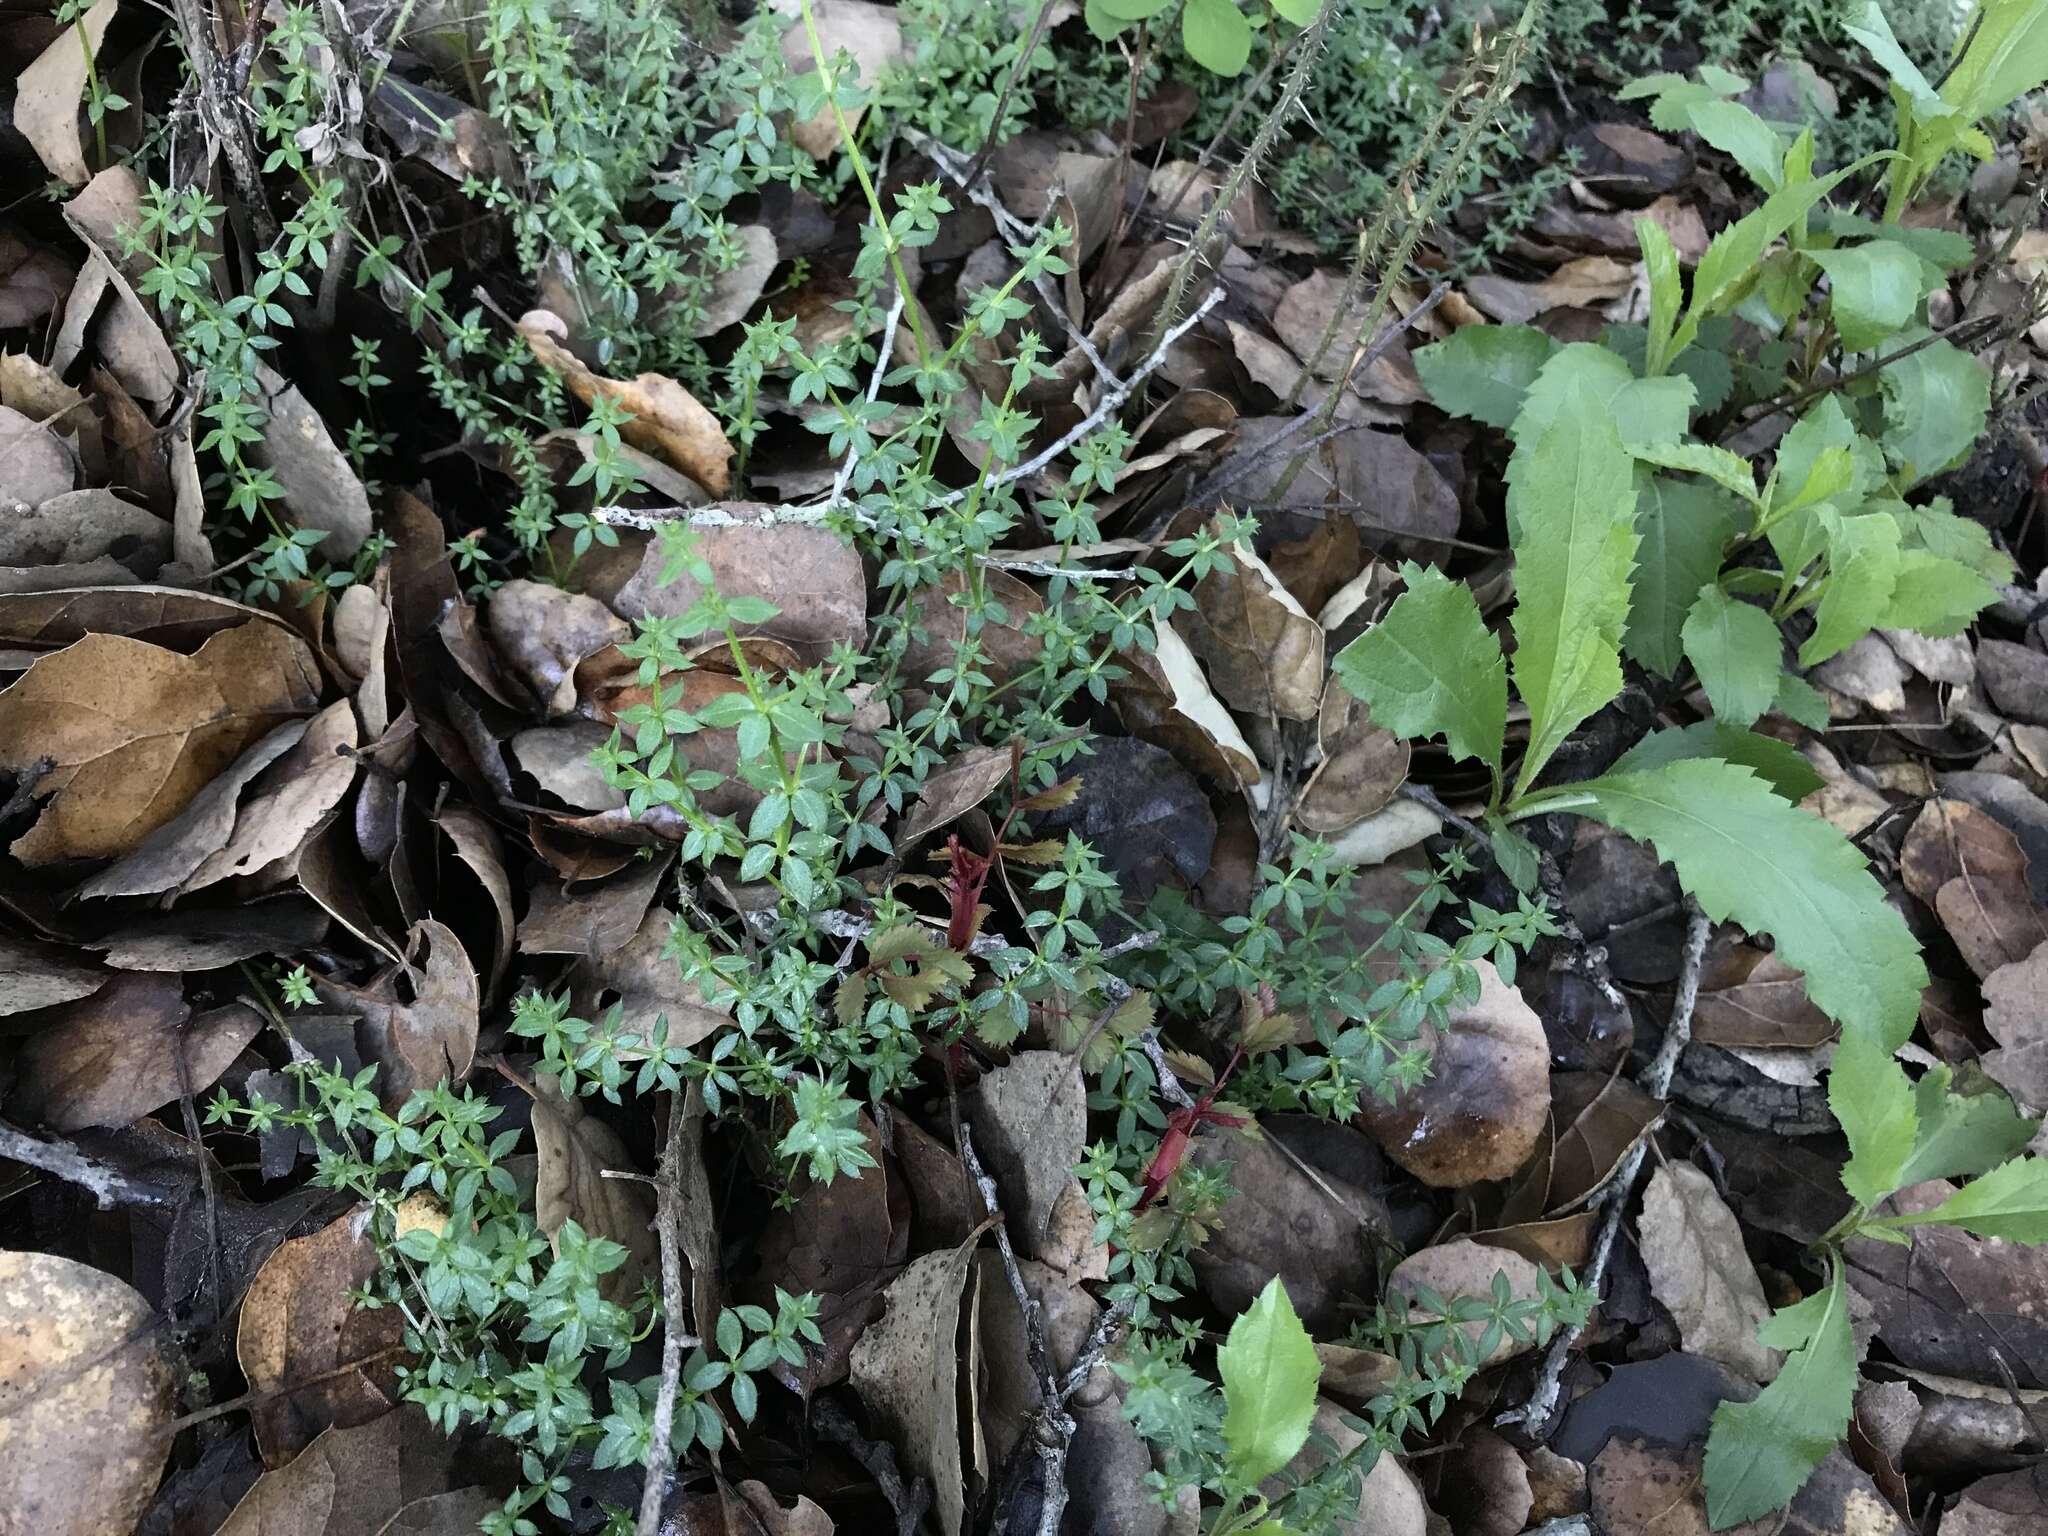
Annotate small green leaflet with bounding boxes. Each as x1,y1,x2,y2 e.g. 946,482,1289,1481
1569,758,1927,1046
1703,1266,1857,1529
1625,474,1741,678
1332,562,1506,773
1810,241,1925,352
1618,65,1747,133
1831,1032,1917,1207
1681,587,1783,727
1412,325,1559,430
1776,671,1831,730
1507,386,1640,795
1894,1067,2039,1188
1685,98,1785,193
1872,1155,2048,1243
1611,723,1825,802
1881,332,1989,487
1798,509,1902,667
1217,1276,1322,1486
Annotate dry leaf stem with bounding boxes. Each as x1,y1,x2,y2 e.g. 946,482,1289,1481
1499,899,1712,1437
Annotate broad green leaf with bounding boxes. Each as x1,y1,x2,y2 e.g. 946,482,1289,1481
1703,1267,1857,1530
1798,509,1902,667
1619,68,1747,132
1489,820,1541,894
1879,551,1996,636
1682,587,1783,728
1810,241,1925,351
1181,0,1251,74
1687,98,1786,192
1512,344,1695,449
1625,475,1742,677
1605,319,1737,411
1611,722,1824,801
1768,397,1881,577
1896,499,2019,581
1843,1,1948,115
1879,1154,2048,1242
1269,0,1319,21
1881,332,1989,487
1333,562,1506,772
1091,0,1172,21
1942,0,2048,124
1896,1067,2039,1187
1639,218,1683,375
1826,212,1975,271
1412,325,1559,430
1508,387,1641,793
1218,1276,1321,1485
1775,671,1831,730
1630,441,1761,509
1570,758,1927,1046
1832,1032,1917,1206
1775,445,1856,519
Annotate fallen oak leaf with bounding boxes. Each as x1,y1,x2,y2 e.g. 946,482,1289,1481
518,309,732,493
12,0,119,187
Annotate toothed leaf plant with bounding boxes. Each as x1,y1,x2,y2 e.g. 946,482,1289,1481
1345,3,2048,1524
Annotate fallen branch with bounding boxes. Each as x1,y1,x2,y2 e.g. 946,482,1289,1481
0,1118,179,1210
634,1088,707,1536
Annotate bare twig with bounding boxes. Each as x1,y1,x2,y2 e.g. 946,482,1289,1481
1138,1030,1197,1110
168,0,280,249
1400,781,1485,843
1498,900,1712,1438
0,1118,179,1209
960,0,1061,189
636,1089,706,1536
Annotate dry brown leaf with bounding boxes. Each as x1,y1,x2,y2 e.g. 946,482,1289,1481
324,919,479,1109
970,1051,1087,1260
688,226,780,336
518,309,732,492
1387,1239,1545,1364
249,375,375,561
0,1249,175,1536
1356,958,1548,1187
433,805,515,995
0,405,76,506
0,933,105,1015
1464,255,1636,325
611,512,865,666
848,1234,979,1536
486,578,628,717
51,249,178,412
12,976,262,1132
374,1489,504,1536
238,1205,403,1466
1296,684,1408,833
896,743,1013,850
1265,1402,1427,1536
13,0,119,186
212,1405,463,1536
0,621,321,864
1111,619,1261,790
0,489,168,572
1178,530,1325,721
575,903,730,1048
772,0,907,157
1638,1163,1781,1381
531,1073,658,1304
184,699,359,890
1270,268,1428,404
1437,1428,1534,1536
1500,1068,1664,1222
1982,941,2048,1110
0,234,75,330
1693,943,1838,1049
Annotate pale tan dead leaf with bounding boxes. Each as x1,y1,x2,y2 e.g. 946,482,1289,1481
690,225,780,336
1387,1239,1546,1364
61,164,146,268
434,805,515,995
183,699,359,890
13,0,118,187
1464,255,1636,326
1356,958,1548,1186
0,233,75,330
772,0,907,157
375,1489,504,1536
0,622,321,864
1692,943,1837,1049
0,932,106,1015
518,309,732,492
249,373,375,561
1297,685,1408,833
167,406,212,573
212,1406,463,1536
1639,1162,1782,1381
0,489,167,572
1325,796,1441,868
1270,269,1428,404
971,1051,1087,1260
1983,941,2048,1110
1111,619,1261,790
333,580,392,738
238,1204,403,1466
575,904,731,1048
0,404,76,508
486,578,628,717
897,743,1013,849
1179,532,1324,721
735,1480,836,1536
849,1234,979,1536
321,919,479,1109
1264,1402,1427,1536
611,511,865,665
0,1249,175,1536
531,1073,658,1303
11,974,259,1132
51,250,178,412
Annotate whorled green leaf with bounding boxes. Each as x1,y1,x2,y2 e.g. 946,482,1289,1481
1703,1266,1857,1529
1333,561,1506,773
1682,586,1783,728
1568,757,1927,1046
1412,324,1559,430
1217,1276,1322,1486
1507,385,1640,795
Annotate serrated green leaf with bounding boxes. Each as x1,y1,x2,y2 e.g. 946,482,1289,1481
1687,98,1786,192
1896,1067,2039,1187
1775,671,1831,730
1798,509,1902,666
1508,387,1641,795
1218,1276,1321,1485
1683,587,1784,728
1881,332,1989,488
1414,324,1560,430
1640,218,1683,376
1811,241,1925,352
1843,1,1947,115
1618,68,1746,132
1941,0,2048,125
1832,1032,1918,1206
1568,758,1927,1046
1513,344,1694,449
1630,441,1762,509
1703,1266,1856,1530
1895,500,2019,582
1181,0,1251,74
1626,474,1742,677
1612,721,1825,801
1333,562,1506,773
1879,1154,2048,1242
1879,551,1996,636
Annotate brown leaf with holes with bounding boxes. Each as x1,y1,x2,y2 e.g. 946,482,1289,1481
318,920,479,1109
0,1250,176,1536
518,309,732,492
0,622,322,865
12,974,262,1132
238,1205,404,1466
